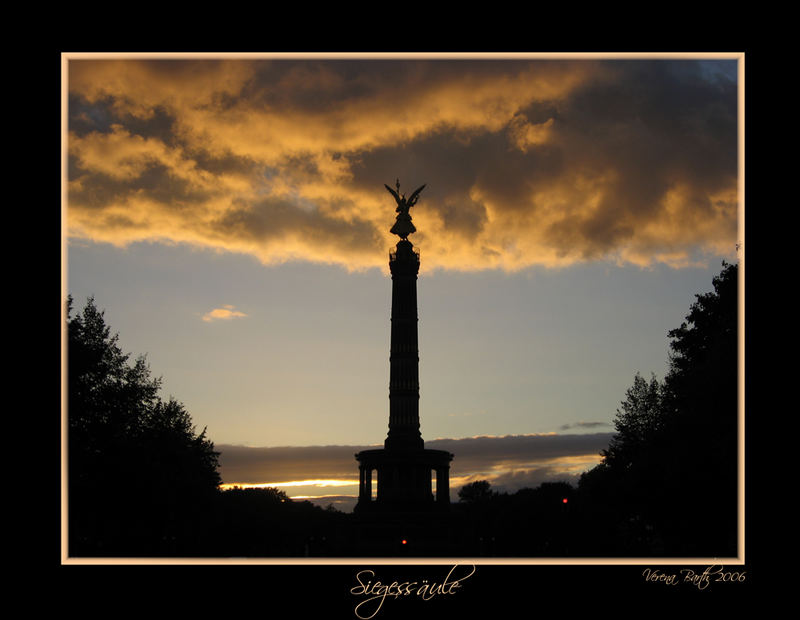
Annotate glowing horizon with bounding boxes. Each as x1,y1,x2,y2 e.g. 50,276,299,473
219,479,357,491
214,440,609,512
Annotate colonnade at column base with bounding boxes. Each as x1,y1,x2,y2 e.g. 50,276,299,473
354,447,454,515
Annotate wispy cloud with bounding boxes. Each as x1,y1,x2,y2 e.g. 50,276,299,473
202,304,247,322
67,56,738,272
557,421,612,431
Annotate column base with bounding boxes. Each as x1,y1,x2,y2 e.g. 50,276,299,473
354,447,453,514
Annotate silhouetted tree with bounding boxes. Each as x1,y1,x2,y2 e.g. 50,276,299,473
578,261,738,556
601,373,665,470
67,296,221,556
655,260,738,554
457,480,495,503
220,485,290,505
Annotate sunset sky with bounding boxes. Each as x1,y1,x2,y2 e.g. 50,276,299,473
63,53,742,510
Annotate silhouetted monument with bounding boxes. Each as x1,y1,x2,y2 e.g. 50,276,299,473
355,181,454,515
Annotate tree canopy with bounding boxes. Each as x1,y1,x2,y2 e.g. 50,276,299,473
67,296,221,556
601,372,665,471
457,480,495,503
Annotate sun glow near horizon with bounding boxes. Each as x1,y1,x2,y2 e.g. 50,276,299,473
215,447,606,509
219,478,357,491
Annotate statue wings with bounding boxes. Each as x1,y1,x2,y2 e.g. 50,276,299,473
406,184,426,207
384,182,426,208
384,183,401,205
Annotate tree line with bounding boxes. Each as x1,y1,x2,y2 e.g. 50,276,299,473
65,261,738,557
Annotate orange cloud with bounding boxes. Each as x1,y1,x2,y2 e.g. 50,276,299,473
202,305,248,322
66,56,740,272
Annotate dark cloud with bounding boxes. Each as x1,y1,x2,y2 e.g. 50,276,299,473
549,60,738,257
213,195,383,263
438,195,488,240
217,443,372,483
348,137,495,238
427,433,613,471
68,93,117,136
483,465,583,492
69,161,216,212
242,58,557,113
188,147,260,177
123,106,179,145
216,432,614,489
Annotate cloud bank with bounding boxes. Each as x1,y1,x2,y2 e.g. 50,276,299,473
67,56,739,272
217,432,614,496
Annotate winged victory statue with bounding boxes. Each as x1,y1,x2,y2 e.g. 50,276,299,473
386,179,426,240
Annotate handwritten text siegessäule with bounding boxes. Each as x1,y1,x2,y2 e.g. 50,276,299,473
350,564,476,619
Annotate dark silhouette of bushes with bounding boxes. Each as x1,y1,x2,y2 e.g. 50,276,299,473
202,487,348,556
451,481,576,556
